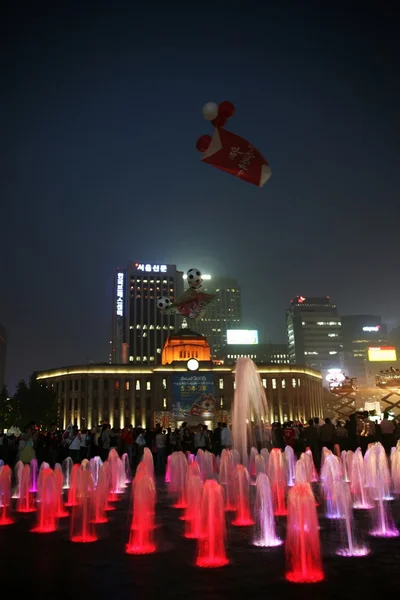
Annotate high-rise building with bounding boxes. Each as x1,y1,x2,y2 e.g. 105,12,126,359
286,296,342,376
191,276,242,358
224,342,289,365
110,262,184,366
0,324,6,391
341,315,387,384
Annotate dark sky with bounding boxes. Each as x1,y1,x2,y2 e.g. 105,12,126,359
1,1,399,390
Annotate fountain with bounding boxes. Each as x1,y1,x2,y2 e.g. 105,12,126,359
253,473,282,547
269,448,287,516
346,450,354,483
232,465,254,526
392,446,400,494
165,455,171,483
203,451,214,481
261,448,269,473
89,456,102,487
248,447,259,478
170,452,188,508
126,473,156,554
350,448,372,509
62,456,73,489
255,454,266,478
12,461,24,499
29,458,38,492
220,449,235,511
65,464,81,507
341,450,349,482
231,358,268,465
333,479,369,556
54,466,69,518
305,449,318,482
285,482,324,583
196,449,205,481
0,465,14,525
70,469,97,542
184,469,203,538
31,468,58,533
142,448,155,481
17,464,36,513
321,453,343,518
284,445,296,487
196,479,229,568
365,444,399,538
122,453,131,484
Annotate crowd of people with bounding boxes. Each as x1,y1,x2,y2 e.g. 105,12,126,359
0,412,398,474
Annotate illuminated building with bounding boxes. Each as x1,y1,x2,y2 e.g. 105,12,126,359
191,276,242,358
286,296,343,376
341,315,387,384
224,343,289,365
0,324,6,391
110,262,184,366
37,330,323,429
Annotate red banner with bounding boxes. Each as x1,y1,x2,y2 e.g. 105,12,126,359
201,128,271,187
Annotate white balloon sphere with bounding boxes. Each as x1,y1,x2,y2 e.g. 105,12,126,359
202,102,219,121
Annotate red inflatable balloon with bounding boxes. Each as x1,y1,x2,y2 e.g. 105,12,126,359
218,101,235,119
211,115,228,128
196,134,212,153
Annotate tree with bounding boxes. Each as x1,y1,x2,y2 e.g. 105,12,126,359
0,385,14,430
11,373,58,430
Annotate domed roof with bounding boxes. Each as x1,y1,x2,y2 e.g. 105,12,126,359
168,327,206,341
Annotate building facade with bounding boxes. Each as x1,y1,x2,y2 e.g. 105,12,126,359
37,360,323,431
341,315,387,385
110,261,184,366
224,343,289,365
0,324,6,391
191,276,242,358
286,296,343,376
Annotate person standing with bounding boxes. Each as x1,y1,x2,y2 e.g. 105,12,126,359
220,422,232,450
213,422,222,455
380,413,395,453
155,427,167,473
69,427,81,463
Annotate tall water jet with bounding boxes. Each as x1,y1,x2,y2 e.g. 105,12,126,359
285,482,324,583
70,470,97,543
12,461,24,499
195,449,205,481
305,449,318,482
248,447,259,478
17,464,36,513
184,469,203,538
62,456,73,489
29,458,38,492
261,448,269,473
65,464,81,507
232,465,254,526
98,462,115,512
31,469,58,533
89,456,102,487
232,357,268,465
54,466,69,518
0,465,14,525
269,448,287,516
122,453,131,484
346,450,354,483
255,454,266,478
126,473,156,554
392,446,400,494
366,444,399,538
333,479,369,556
284,445,296,487
142,448,155,482
350,448,372,509
321,453,343,518
203,451,214,481
165,455,171,483
170,452,188,508
341,450,349,482
220,449,235,511
196,479,229,568
253,473,282,547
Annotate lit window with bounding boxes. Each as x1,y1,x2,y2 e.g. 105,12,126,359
298,379,300,386
220,397,224,408
163,398,167,408
136,356,141,361
143,324,147,329
129,356,134,362
262,378,267,388
157,348,161,354
150,356,154,361
136,380,140,390
282,379,286,388
219,378,224,389
146,381,151,391
125,381,130,391
143,333,147,337
292,378,297,388
233,381,236,390
162,378,167,389
329,351,337,355
143,357,147,361
272,379,277,389
149,325,154,330
136,325,141,329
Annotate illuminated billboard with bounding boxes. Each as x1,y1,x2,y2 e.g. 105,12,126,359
116,272,124,316
368,346,397,362
227,330,258,345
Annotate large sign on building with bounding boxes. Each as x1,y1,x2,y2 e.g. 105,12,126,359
116,272,124,316
368,346,397,362
171,373,216,419
227,329,258,345
135,263,167,273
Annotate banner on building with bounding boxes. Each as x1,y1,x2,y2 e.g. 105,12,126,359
171,373,216,419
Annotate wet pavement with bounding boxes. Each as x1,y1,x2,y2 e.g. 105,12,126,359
1,481,399,600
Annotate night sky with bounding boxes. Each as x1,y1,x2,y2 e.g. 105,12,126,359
2,1,399,390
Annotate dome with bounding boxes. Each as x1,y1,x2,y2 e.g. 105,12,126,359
161,328,211,365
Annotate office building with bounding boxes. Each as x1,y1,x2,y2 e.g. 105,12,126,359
191,276,242,358
110,261,184,366
341,315,387,384
224,342,289,365
0,324,6,391
37,329,323,430
286,296,343,376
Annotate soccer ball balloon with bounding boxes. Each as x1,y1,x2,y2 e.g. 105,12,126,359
187,268,203,289
157,296,171,310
